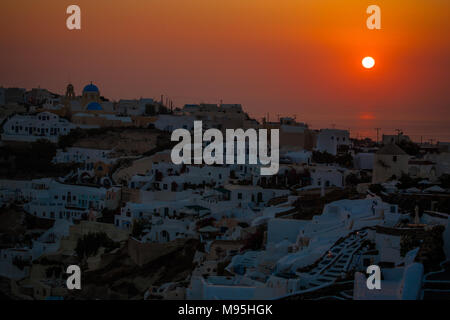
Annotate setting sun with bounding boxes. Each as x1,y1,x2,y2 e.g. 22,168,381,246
362,56,375,69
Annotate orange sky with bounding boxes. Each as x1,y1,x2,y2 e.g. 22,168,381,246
0,0,449,141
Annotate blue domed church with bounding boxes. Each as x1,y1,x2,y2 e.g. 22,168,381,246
81,82,102,111
86,102,103,111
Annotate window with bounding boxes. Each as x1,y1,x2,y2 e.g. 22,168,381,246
238,193,242,200
393,156,397,162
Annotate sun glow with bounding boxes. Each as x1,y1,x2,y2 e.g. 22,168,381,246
362,56,375,69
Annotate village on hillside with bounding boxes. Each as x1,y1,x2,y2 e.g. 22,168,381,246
0,83,450,300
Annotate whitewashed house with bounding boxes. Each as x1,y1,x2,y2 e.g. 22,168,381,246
140,218,196,243
224,184,289,208
24,180,121,221
154,115,196,132
52,147,114,166
354,153,375,170
316,129,350,155
2,112,76,143
309,165,345,188
114,200,189,229
0,248,32,279
272,197,400,273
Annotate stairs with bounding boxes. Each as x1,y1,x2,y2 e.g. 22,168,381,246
289,229,370,296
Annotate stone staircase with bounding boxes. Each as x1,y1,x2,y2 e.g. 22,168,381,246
284,229,370,297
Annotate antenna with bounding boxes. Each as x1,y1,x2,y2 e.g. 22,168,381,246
374,128,381,144
395,129,402,144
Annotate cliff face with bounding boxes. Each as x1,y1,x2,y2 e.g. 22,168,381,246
69,127,162,157
67,238,200,300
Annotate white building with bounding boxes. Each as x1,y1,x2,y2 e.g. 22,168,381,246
2,112,76,143
23,179,121,221
354,153,375,170
0,248,32,279
272,197,400,273
52,147,114,166
0,179,33,204
224,184,290,208
372,144,409,184
309,165,345,188
316,129,350,155
382,133,411,145
141,218,196,243
31,219,72,260
283,150,312,165
114,200,189,229
154,115,196,132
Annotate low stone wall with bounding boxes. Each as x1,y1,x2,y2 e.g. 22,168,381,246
127,237,187,266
